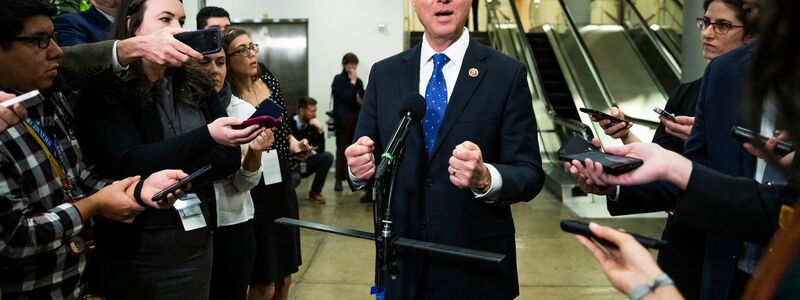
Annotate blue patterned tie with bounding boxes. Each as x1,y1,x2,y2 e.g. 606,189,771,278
423,53,450,155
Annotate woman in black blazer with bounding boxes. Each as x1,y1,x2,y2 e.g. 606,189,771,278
73,0,260,299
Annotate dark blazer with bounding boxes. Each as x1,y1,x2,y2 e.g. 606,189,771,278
331,70,364,125
54,6,111,47
354,38,544,299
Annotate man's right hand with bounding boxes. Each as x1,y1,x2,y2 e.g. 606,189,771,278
346,136,375,181
117,27,203,67
86,176,146,224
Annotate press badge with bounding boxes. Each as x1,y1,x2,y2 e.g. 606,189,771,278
261,150,282,185
173,193,206,231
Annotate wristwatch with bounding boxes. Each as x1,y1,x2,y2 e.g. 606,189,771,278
629,273,674,300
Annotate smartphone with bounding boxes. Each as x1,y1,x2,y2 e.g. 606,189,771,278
652,106,677,122
290,146,319,158
730,126,795,157
231,99,285,130
232,116,283,130
174,28,221,56
1,90,44,108
152,164,213,202
558,136,643,175
560,220,669,249
579,107,628,125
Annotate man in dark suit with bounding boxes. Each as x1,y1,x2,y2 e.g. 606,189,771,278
54,0,118,47
345,0,544,298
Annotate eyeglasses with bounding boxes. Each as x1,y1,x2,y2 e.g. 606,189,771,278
10,33,56,49
228,43,259,58
696,17,744,34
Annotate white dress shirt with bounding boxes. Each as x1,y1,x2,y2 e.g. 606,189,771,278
213,94,261,226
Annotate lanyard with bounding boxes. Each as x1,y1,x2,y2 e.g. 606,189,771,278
22,118,75,199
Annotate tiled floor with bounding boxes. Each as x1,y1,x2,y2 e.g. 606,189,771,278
286,177,665,299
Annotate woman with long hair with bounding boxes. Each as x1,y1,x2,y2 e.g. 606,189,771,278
73,0,260,299
222,27,306,300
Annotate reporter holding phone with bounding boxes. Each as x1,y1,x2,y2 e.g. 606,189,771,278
72,0,261,299
200,49,275,300
0,1,191,298
222,27,306,300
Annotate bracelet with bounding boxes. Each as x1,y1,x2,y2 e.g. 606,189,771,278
133,179,146,207
629,273,674,300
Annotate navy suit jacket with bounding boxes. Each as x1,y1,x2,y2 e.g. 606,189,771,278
354,39,544,299
54,6,111,47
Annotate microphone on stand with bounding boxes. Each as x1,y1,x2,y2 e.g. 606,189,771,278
374,94,427,180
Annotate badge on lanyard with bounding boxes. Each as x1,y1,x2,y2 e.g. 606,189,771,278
261,150,282,185
173,193,206,231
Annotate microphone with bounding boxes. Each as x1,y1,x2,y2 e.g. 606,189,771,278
374,94,427,180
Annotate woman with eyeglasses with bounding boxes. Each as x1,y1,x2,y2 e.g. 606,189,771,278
72,0,263,299
198,49,276,300
221,27,306,300
566,0,754,297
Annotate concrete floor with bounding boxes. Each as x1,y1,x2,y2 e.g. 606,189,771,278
286,177,666,299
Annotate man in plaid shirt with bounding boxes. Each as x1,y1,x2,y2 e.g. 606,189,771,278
0,1,190,298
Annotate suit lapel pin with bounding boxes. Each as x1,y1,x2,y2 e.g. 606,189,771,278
468,67,479,78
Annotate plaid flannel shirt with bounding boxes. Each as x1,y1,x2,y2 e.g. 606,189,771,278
0,92,107,299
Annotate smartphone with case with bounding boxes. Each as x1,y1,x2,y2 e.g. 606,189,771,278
558,136,643,175
579,107,628,125
232,98,284,130
730,126,795,156
652,106,677,122
1,90,44,108
174,28,221,55
152,164,213,203
560,220,669,249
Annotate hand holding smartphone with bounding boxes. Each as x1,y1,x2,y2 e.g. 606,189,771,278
232,98,284,130
558,136,643,175
652,106,677,122
152,165,213,202
561,220,668,249
731,126,795,156
579,107,628,125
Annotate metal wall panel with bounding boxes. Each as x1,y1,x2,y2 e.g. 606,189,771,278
233,19,309,115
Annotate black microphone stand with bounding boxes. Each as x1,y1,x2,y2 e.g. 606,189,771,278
373,146,404,295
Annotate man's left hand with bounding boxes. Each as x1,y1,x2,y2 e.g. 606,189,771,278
448,141,491,190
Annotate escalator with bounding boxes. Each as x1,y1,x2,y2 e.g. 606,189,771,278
527,32,579,121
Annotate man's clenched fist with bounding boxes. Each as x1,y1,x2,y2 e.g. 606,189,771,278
346,136,376,181
448,141,491,190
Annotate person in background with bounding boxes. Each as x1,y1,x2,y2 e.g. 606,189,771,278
289,96,334,204
222,26,306,300
200,49,275,300
0,1,187,298
568,0,754,297
54,0,119,46
196,6,231,31
73,0,260,298
331,52,364,196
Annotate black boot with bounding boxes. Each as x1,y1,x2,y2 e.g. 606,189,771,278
334,180,343,192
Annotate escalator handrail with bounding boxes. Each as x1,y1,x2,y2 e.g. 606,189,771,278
622,0,682,77
504,0,548,110
557,0,618,110
670,0,683,10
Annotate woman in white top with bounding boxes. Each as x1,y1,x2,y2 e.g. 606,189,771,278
200,49,275,300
